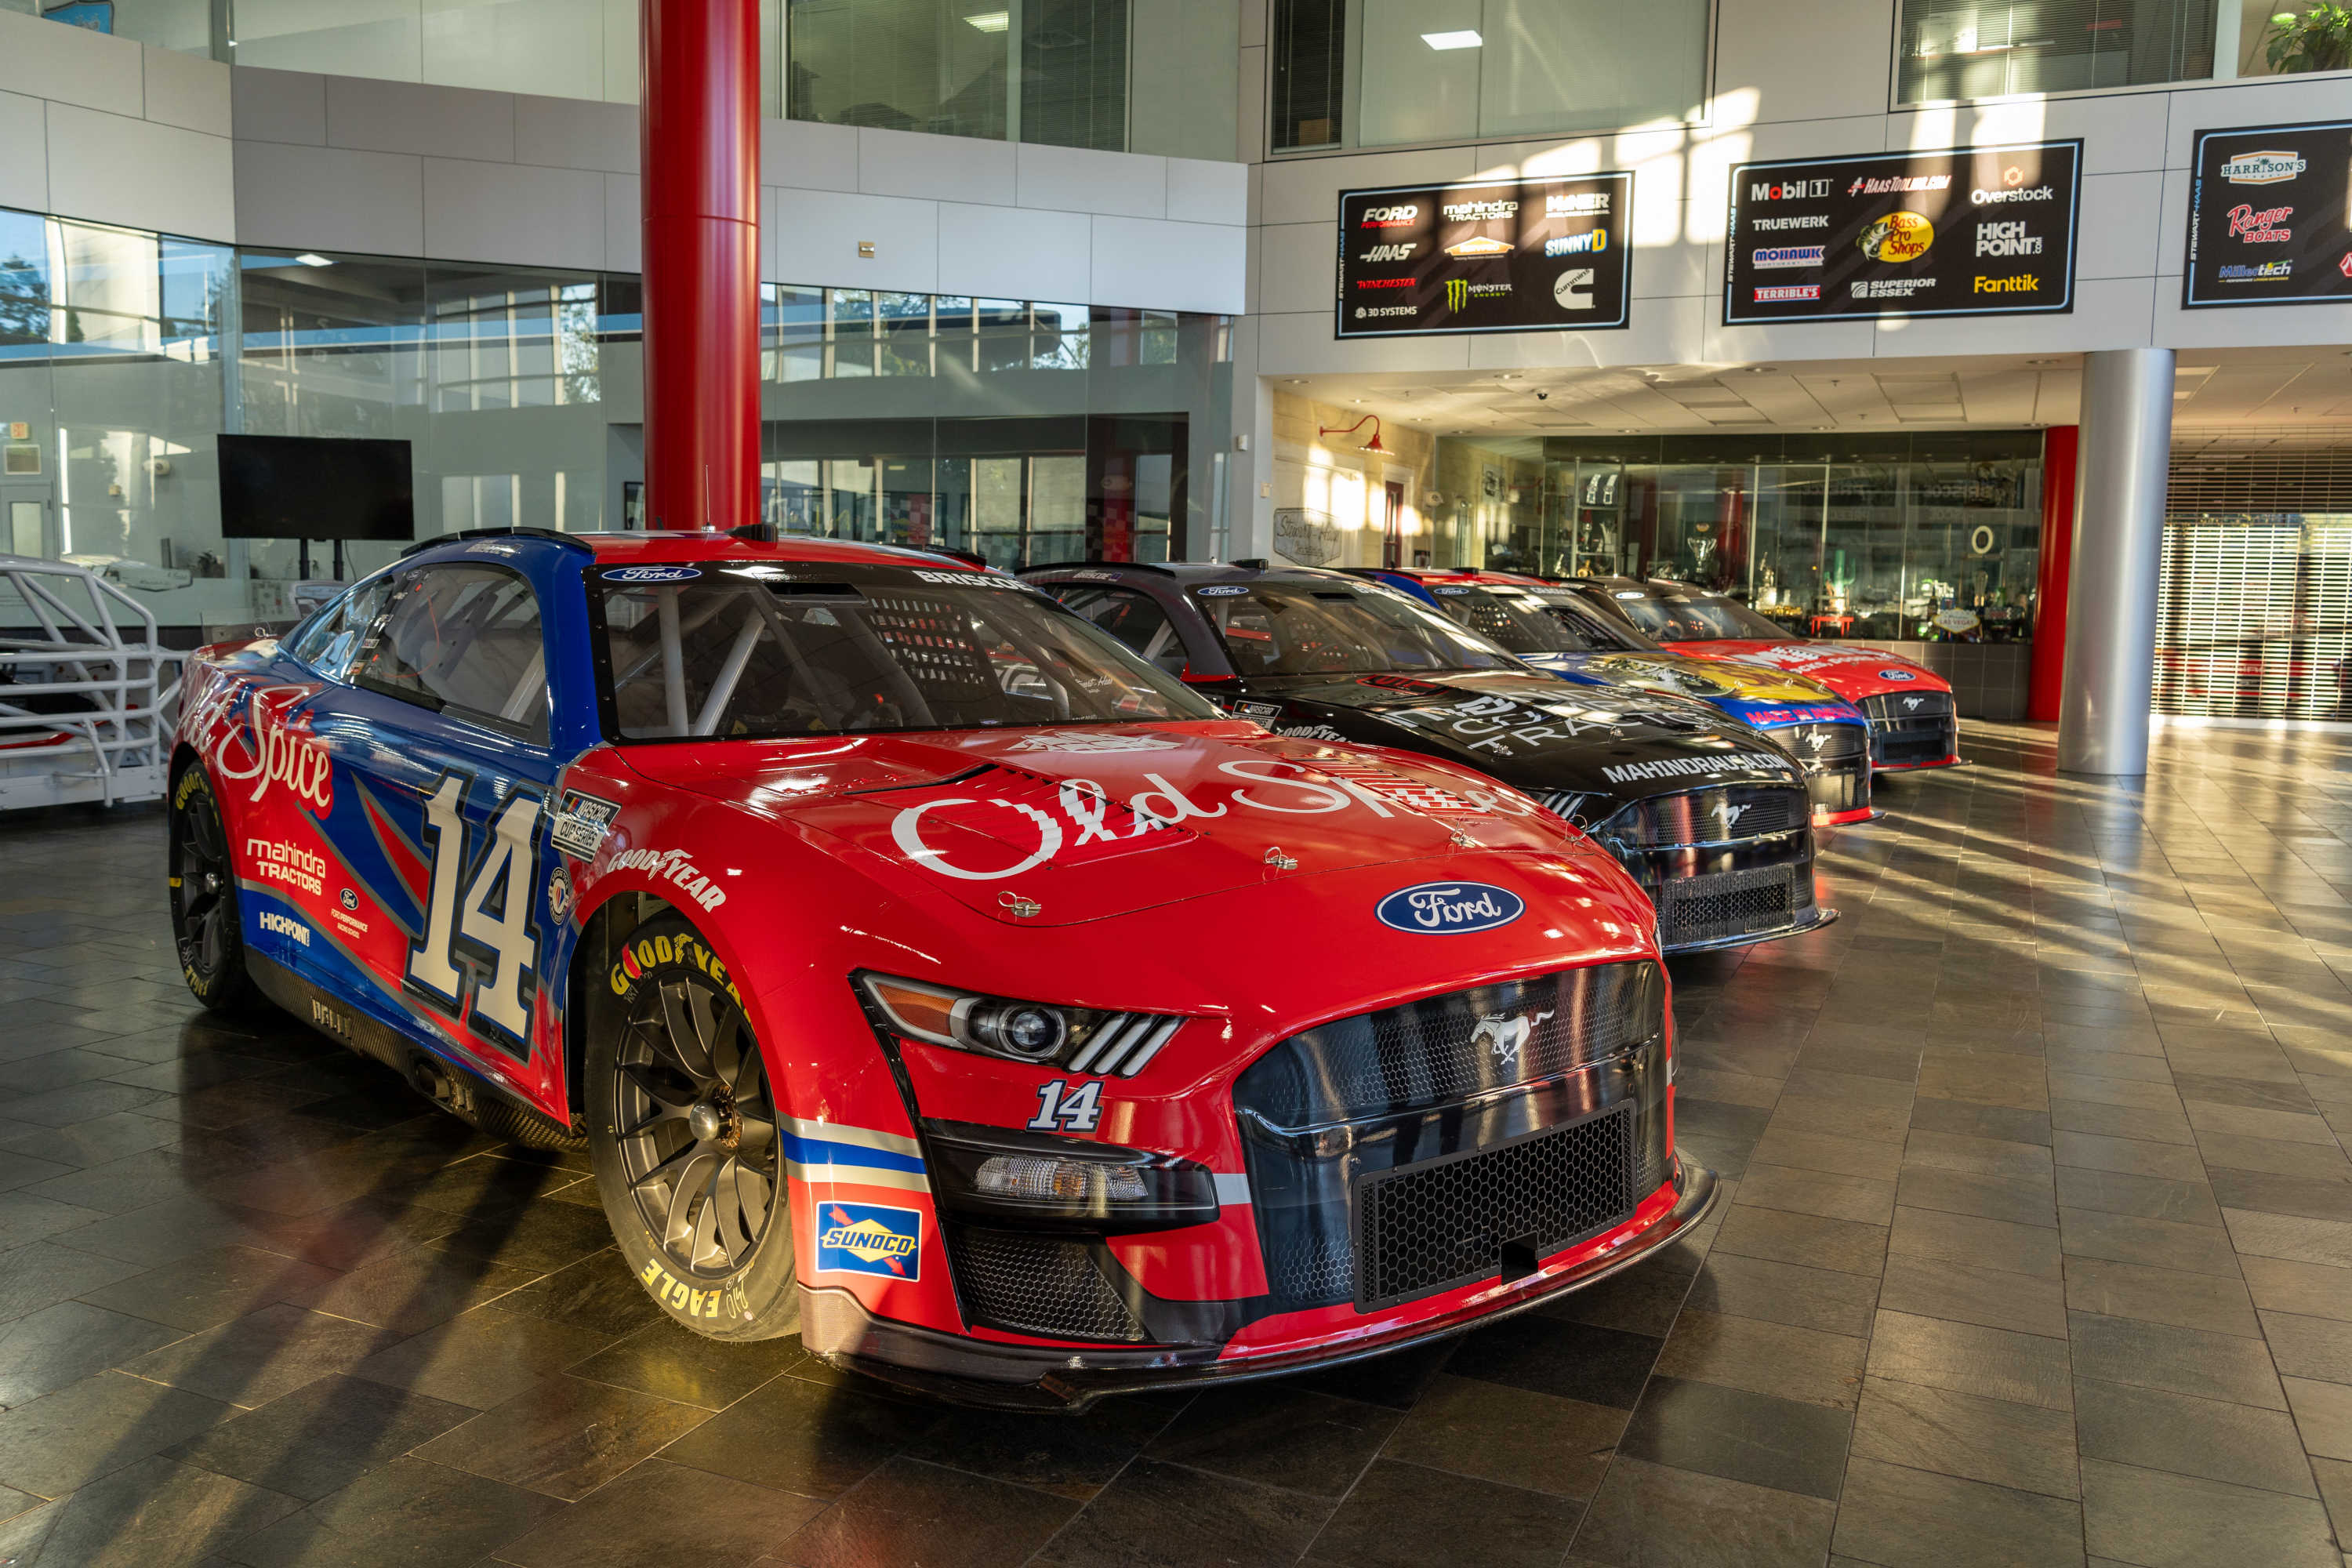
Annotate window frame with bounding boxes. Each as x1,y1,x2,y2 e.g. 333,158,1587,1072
344,561,554,746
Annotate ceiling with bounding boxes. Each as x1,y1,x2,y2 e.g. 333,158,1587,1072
1280,346,2352,449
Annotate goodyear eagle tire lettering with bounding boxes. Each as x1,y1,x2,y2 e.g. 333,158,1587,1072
585,912,799,1341
167,760,267,1018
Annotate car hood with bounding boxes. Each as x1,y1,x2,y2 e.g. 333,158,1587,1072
1520,652,1867,728
1667,641,1953,701
619,719,1619,927
1236,670,1806,810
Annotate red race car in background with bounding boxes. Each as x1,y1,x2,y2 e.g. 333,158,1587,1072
167,528,1711,1408
1562,576,1965,772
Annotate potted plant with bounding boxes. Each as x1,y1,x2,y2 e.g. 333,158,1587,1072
2264,5,2352,72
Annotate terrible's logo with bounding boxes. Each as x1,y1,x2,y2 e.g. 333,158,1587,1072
816,1203,922,1281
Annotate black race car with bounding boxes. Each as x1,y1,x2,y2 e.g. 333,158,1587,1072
1022,561,1838,955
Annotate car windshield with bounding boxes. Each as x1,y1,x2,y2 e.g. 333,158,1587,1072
1421,583,1653,655
1196,581,1519,677
1609,588,1791,642
590,560,1217,740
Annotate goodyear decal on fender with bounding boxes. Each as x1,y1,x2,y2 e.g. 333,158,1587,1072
815,1202,922,1280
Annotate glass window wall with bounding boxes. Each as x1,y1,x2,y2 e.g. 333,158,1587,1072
1897,0,2216,100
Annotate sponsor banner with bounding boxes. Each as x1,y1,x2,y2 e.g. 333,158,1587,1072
1723,140,2081,323
2185,119,2352,308
1335,172,1634,338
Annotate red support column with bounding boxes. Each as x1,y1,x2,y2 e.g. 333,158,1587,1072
2027,424,2080,722
640,0,760,532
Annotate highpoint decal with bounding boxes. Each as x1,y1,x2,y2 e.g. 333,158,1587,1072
259,910,312,947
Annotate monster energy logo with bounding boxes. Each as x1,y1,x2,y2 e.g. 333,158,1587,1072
1446,278,1468,311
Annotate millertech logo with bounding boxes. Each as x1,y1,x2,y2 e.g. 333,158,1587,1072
2222,150,2307,185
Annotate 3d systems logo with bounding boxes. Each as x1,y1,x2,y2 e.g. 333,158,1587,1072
816,1203,922,1279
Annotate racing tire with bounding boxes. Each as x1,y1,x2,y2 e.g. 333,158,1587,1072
586,913,799,1340
168,760,267,1018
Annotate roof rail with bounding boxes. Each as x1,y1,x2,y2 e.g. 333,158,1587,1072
401,526,586,558
1013,559,1178,577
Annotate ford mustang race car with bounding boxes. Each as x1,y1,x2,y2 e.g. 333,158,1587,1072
1356,568,1875,826
1562,577,1963,772
1023,561,1836,954
167,527,1713,1407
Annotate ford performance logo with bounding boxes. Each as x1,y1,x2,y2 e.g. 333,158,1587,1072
601,565,702,583
1376,881,1526,935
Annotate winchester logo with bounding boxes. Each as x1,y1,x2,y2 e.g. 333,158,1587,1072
1472,1008,1555,1069
2222,150,2306,185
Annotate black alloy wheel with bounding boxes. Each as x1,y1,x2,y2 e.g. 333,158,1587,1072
168,764,261,1014
611,950,781,1279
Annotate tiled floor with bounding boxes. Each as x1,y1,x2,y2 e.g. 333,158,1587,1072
1,720,2350,1567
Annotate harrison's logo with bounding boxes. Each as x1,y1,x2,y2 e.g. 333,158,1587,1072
1472,1008,1555,1069
2222,150,2307,185
1445,278,1470,311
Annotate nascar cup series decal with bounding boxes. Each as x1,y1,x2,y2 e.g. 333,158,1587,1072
816,1202,923,1279
1375,881,1526,935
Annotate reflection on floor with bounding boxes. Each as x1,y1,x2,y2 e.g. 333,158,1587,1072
0,721,2349,1566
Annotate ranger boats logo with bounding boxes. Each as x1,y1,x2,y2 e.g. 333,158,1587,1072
1375,881,1526,935
1473,1008,1555,1068
816,1203,921,1279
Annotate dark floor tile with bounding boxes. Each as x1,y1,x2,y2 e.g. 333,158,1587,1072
2067,1310,2285,1410
165,1373,474,1501
568,1319,803,1410
120,1301,402,1410
2053,1130,2207,1181
905,1396,1177,1503
1572,1455,1837,1568
0,1189,109,1252
2063,1256,2259,1337
1381,1374,1624,1499
660,1370,942,1498
1710,1203,1889,1277
1617,1374,1850,1500
2058,1207,2245,1279
1909,1098,2053,1146
0,1111,183,1170
2081,1457,2336,1568
46,1192,285,1266
426,1201,613,1276
1831,1454,2084,1568
1890,1204,2063,1281
1652,1308,1866,1410
1878,1252,2068,1338
1145,1385,1399,1498
759,1454,1072,1568
409,1373,708,1501
225,1454,564,1568
1305,1457,1581,1568
495,1456,822,1566
1445,1315,1661,1410
1685,1250,1879,1338
0,1369,232,1498
238,1196,465,1274
2242,1255,2352,1323
0,1238,143,1322
1288,1336,1458,1410
279,1244,533,1334
2074,1378,2314,1499
1030,1456,1332,1568
349,1306,616,1410
1867,1308,2072,1412
1904,1129,2055,1181
80,1245,344,1333
2209,1166,2352,1226
0,1453,303,1568
2283,1375,2352,1463
1849,1375,2079,1501
1537,1243,1699,1338
2,1080,172,1127
0,1298,185,1406
2258,1309,2352,1384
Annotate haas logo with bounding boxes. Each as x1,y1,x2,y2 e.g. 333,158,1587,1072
1472,1008,1555,1068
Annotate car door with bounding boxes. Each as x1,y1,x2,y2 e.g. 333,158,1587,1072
300,557,567,1108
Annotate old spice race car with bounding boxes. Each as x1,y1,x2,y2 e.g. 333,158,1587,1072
1022,561,1836,953
1355,567,1875,825
1563,577,1963,771
166,527,1713,1407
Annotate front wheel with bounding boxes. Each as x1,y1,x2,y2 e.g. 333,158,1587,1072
168,762,264,1017
586,914,798,1339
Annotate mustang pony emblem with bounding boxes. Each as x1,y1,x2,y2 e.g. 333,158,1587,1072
1472,1008,1556,1067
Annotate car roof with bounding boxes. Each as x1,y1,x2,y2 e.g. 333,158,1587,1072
1022,560,1359,588
408,527,997,572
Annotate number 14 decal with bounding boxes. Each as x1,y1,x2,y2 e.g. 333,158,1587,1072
408,772,544,1056
1028,1079,1103,1132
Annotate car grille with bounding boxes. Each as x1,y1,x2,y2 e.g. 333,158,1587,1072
1657,860,1815,948
1356,1105,1636,1309
944,1225,1145,1343
1860,693,1957,766
1783,721,1869,764
1233,962,1665,1132
1605,783,1808,848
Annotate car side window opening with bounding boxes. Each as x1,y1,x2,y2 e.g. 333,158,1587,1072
1617,590,1790,643
593,564,1217,742
1042,586,1189,675
348,564,552,743
285,575,399,683
1428,586,1627,656
1200,585,1519,678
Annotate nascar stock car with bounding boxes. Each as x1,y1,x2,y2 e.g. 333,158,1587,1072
1022,561,1837,954
1562,577,1964,772
166,526,1714,1407
1353,566,1875,826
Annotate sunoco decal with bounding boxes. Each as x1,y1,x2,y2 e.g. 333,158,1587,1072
815,1202,922,1279
1374,882,1526,935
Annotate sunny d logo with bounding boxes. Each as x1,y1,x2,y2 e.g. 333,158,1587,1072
816,1203,922,1280
1376,881,1526,935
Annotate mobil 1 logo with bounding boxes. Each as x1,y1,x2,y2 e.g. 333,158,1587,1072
1724,139,2081,324
1336,172,1634,338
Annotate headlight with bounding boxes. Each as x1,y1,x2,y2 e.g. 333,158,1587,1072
924,1119,1220,1231
856,972,1183,1077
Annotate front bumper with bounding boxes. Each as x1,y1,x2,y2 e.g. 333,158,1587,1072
800,1156,1717,1410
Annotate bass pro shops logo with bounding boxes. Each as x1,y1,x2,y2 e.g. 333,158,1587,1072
816,1203,922,1280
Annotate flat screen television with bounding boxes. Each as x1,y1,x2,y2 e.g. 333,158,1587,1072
217,434,415,542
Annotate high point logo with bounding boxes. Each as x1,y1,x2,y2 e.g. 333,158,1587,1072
1976,221,2043,258
259,911,311,947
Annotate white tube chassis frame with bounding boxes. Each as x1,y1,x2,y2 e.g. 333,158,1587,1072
0,554,183,811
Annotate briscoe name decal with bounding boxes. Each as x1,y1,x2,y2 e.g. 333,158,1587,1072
1375,882,1526,935
604,848,729,912
1600,751,1793,784
815,1202,922,1279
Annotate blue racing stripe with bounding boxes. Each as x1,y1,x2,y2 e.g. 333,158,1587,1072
777,1130,927,1174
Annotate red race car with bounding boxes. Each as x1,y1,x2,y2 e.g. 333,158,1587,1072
168,528,1711,1408
1562,577,1964,771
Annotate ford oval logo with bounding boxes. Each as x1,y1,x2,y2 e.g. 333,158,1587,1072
602,565,702,583
1375,881,1526,935
1876,668,1918,681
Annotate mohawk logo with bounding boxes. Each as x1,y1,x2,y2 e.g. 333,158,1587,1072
815,1203,922,1280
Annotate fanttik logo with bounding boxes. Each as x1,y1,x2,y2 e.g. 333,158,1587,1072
1755,284,1821,302
1751,245,1824,268
1858,212,1933,263
1359,204,1418,228
1443,235,1513,258
2223,149,2307,185
816,1203,922,1279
